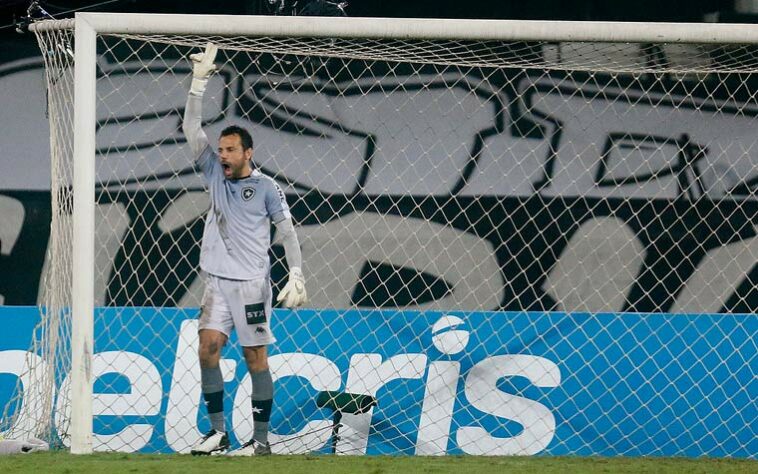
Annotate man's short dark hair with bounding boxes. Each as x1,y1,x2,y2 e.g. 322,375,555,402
220,125,254,151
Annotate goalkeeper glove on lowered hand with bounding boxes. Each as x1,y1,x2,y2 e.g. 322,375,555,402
189,42,217,96
277,267,308,308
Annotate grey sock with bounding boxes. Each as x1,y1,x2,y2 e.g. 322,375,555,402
250,369,273,443
201,366,225,433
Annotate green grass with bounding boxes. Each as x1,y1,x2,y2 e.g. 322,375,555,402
0,453,755,474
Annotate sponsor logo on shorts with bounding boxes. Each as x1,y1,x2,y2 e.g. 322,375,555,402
244,302,266,324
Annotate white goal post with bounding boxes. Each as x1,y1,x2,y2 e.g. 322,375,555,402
21,13,758,457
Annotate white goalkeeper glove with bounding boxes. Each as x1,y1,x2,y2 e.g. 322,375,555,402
277,266,307,308
189,42,217,96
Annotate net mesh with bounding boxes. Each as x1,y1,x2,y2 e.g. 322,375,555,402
6,19,757,456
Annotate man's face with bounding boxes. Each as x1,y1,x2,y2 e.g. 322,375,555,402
217,133,253,179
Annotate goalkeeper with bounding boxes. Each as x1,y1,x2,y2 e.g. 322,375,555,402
182,43,307,456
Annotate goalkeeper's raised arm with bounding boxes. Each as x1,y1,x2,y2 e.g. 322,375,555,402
182,43,217,158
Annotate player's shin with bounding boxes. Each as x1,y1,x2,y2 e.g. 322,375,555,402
201,366,226,433
251,368,274,444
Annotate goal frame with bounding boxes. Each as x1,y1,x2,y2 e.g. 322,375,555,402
30,12,758,455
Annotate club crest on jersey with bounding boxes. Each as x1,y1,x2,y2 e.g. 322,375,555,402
242,187,256,201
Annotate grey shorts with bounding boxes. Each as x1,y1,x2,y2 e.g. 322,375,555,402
198,273,276,347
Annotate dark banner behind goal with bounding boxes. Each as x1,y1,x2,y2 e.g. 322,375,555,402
1,190,756,312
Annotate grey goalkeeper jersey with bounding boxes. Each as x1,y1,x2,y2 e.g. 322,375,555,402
184,94,290,280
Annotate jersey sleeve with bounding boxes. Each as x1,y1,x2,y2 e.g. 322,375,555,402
264,180,291,223
196,144,221,179
183,92,221,179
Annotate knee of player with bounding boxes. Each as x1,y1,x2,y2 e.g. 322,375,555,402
243,346,268,372
199,339,224,361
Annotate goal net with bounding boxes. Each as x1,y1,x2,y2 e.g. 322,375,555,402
7,13,756,457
